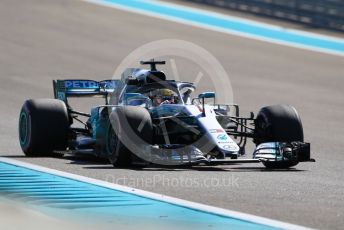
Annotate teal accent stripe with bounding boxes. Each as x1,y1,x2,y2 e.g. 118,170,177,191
95,0,344,56
0,162,279,230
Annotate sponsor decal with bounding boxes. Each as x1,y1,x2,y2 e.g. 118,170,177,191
64,80,99,89
101,80,116,89
217,134,228,140
209,129,224,133
223,145,237,151
223,145,231,150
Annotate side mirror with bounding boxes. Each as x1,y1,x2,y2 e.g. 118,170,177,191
123,93,142,100
197,92,215,117
198,92,215,99
124,93,151,108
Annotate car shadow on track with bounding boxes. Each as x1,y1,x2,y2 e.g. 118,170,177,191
82,164,305,172
64,155,307,172
227,166,306,172
1,155,306,172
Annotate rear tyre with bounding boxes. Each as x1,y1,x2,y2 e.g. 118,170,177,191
19,99,69,156
254,104,303,169
107,106,153,167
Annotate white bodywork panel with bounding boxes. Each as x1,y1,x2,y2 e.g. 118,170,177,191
185,105,240,155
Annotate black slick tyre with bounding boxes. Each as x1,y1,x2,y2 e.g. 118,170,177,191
19,99,69,156
107,106,153,167
254,104,303,169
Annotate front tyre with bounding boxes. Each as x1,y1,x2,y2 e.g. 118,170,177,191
254,104,303,169
19,99,69,156
106,123,132,167
107,106,153,168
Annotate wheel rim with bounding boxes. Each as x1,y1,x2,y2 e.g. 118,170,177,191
19,112,29,146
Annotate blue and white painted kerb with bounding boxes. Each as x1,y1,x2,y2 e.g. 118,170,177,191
84,0,344,57
0,157,311,230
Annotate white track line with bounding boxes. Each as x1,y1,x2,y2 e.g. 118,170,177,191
0,157,312,230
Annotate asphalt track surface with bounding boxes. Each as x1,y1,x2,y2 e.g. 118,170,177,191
0,0,344,229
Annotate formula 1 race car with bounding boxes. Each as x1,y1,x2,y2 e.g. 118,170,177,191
18,60,314,169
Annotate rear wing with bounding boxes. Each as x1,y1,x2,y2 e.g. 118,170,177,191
53,79,122,103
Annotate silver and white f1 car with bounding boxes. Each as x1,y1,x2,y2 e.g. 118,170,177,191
19,60,314,168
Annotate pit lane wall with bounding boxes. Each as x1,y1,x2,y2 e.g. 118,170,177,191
186,0,344,31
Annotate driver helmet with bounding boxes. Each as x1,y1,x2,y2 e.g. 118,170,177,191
150,88,177,106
